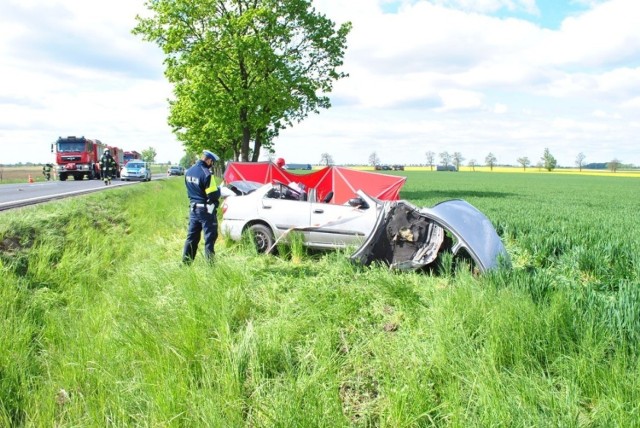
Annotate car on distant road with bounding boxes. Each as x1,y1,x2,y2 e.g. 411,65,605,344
220,181,509,273
120,160,151,182
167,166,185,176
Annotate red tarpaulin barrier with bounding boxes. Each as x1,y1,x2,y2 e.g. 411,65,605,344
223,162,407,205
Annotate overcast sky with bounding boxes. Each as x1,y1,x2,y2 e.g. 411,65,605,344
1,0,639,167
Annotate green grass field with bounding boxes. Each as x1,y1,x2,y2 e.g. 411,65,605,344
1,171,639,426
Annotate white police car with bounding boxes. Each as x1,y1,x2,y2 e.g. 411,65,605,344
121,160,152,182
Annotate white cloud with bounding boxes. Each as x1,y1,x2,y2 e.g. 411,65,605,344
1,0,639,166
532,0,640,67
592,109,621,119
437,89,484,111
494,103,508,113
429,0,538,14
621,97,640,109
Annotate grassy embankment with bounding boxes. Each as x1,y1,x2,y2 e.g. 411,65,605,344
1,172,639,426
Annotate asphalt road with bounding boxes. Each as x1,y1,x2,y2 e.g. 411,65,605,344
0,175,167,211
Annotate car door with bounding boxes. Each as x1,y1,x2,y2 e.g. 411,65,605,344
258,194,312,242
308,200,379,248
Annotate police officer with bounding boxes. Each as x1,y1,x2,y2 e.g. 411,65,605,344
183,150,221,264
100,149,116,185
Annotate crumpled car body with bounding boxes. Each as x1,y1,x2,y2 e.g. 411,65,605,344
220,181,509,273
350,199,510,273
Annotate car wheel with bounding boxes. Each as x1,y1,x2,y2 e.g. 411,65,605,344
248,224,275,254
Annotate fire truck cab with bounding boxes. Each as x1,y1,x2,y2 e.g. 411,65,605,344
52,136,123,181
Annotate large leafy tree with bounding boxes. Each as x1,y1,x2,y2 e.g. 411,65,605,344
133,0,351,162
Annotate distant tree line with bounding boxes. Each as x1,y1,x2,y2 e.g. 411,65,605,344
416,148,630,172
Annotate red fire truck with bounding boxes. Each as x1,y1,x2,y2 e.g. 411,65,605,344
51,136,124,181
123,151,141,165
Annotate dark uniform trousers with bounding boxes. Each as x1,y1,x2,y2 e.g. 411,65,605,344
183,204,218,262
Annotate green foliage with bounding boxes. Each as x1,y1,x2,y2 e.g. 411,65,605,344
179,152,197,169
2,173,640,425
542,147,557,171
133,0,352,162
140,146,157,163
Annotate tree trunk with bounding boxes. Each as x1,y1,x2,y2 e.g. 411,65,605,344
241,126,251,161
251,132,262,162
240,104,251,161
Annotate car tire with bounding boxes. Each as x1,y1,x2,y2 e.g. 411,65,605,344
248,224,275,254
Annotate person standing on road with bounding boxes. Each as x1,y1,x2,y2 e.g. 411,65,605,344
100,149,116,185
182,150,222,264
42,163,53,181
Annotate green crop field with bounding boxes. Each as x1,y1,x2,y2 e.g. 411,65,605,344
1,171,639,426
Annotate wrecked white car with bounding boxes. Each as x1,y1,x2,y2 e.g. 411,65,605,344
222,181,382,251
220,181,509,273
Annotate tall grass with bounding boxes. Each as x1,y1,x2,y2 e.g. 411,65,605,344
1,173,639,426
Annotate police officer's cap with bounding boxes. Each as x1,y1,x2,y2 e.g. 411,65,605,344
203,150,219,161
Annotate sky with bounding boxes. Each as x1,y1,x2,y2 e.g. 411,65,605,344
1,0,639,167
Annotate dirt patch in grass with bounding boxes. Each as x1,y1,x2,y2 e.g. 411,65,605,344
339,371,380,425
0,231,35,254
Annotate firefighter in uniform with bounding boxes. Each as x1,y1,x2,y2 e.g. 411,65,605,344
100,149,116,185
42,163,53,181
182,150,221,264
